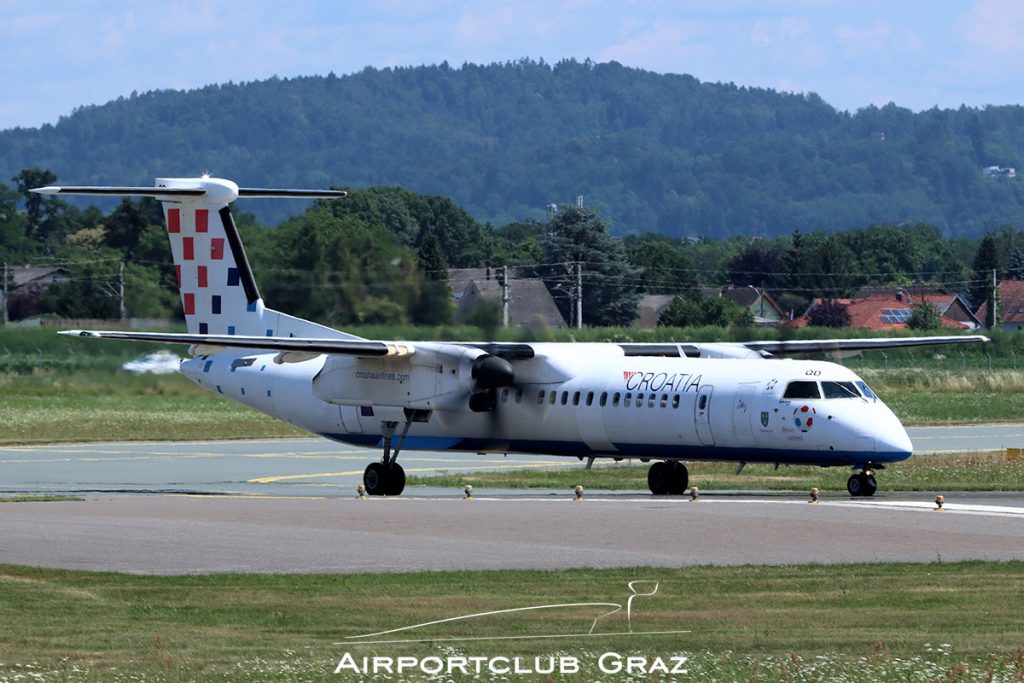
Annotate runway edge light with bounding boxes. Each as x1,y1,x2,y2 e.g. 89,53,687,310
574,485,584,501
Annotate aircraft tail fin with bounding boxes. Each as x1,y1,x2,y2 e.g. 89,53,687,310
33,177,354,340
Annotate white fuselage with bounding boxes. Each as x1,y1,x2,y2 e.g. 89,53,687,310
181,342,913,469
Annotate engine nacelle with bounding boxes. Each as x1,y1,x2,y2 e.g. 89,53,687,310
311,345,503,411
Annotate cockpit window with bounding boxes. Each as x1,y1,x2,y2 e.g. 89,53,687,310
856,381,877,400
783,381,820,399
821,381,861,399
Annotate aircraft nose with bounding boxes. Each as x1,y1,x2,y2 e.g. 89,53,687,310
875,412,913,457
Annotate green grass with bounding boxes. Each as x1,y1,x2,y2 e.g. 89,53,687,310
0,495,83,503
0,371,302,445
0,561,1021,681
409,451,1024,492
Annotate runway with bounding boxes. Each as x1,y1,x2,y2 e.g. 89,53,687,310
2,493,1022,574
1,422,1022,498
3,425,1023,574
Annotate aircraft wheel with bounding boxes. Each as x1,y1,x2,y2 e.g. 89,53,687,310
647,461,671,495
668,461,689,495
846,474,862,497
860,474,878,497
386,463,406,496
364,462,388,496
847,473,877,497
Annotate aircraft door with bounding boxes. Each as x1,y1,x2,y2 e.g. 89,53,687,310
695,385,715,446
732,382,760,447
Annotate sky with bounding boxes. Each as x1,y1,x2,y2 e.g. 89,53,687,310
1,0,1022,131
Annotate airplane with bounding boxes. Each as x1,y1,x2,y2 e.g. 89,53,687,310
33,176,988,498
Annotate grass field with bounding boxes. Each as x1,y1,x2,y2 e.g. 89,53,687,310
0,371,302,445
0,561,1021,681
407,450,1024,492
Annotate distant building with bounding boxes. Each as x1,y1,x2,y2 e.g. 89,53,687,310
789,289,979,330
3,266,71,322
633,294,677,328
700,286,787,325
11,265,70,293
632,286,785,328
454,277,566,329
870,131,886,141
975,280,1024,332
982,166,1017,179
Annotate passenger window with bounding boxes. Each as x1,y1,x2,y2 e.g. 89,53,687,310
537,390,545,404
624,392,632,407
515,389,523,404
821,381,860,399
612,392,621,407
501,389,509,402
586,391,594,406
648,394,656,408
599,392,608,407
783,381,821,400
636,393,644,408
698,395,707,410
572,391,581,406
660,393,668,408
561,391,568,405
672,394,680,409
549,391,557,405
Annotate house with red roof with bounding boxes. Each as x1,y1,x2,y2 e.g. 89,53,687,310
975,280,1024,332
788,289,980,330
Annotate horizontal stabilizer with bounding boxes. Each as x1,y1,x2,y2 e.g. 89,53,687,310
32,185,346,200
59,330,412,357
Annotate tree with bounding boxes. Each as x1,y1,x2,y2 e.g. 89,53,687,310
1007,247,1024,281
12,168,64,244
658,291,753,327
412,230,452,324
807,299,851,328
539,205,639,327
104,199,148,259
906,302,942,330
969,232,1001,313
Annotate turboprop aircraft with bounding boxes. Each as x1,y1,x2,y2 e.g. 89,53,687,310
33,177,988,497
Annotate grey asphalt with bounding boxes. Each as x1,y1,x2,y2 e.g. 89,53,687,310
2,424,1023,574
1,423,1022,498
1,493,1022,574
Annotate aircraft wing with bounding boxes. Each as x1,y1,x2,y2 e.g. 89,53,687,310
742,334,990,356
59,330,413,357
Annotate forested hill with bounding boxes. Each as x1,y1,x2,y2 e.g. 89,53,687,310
3,59,1024,237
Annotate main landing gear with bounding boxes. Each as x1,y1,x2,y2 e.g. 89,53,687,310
362,409,430,497
846,468,879,497
647,460,689,495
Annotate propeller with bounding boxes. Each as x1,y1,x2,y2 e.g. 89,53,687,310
468,354,516,412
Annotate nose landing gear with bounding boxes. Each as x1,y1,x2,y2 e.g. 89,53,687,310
847,469,878,497
648,460,689,495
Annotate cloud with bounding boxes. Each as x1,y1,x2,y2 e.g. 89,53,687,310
596,19,711,74
751,16,810,47
958,0,1024,57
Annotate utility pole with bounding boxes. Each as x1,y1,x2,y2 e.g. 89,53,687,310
1,263,8,326
991,268,999,329
118,260,127,321
500,265,510,327
575,261,583,329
